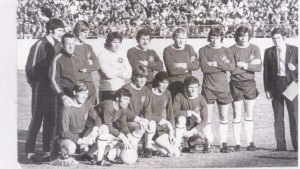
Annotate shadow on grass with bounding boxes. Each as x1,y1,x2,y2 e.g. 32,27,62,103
255,155,298,160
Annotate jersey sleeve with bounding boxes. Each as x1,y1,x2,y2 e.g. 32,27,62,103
173,93,188,118
215,48,235,72
49,54,65,98
246,45,262,72
194,96,208,131
199,48,222,73
148,50,163,71
25,41,42,85
186,45,199,71
166,91,175,129
85,44,100,72
100,104,121,137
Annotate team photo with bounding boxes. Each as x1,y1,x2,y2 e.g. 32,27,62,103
16,0,298,168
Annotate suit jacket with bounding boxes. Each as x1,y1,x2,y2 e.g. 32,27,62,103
263,44,298,96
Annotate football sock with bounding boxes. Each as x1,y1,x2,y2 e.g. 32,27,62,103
244,119,254,145
175,124,186,147
95,135,109,161
204,123,212,148
220,122,228,145
145,132,155,149
233,121,241,145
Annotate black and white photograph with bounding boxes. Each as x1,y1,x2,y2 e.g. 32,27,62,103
6,0,299,168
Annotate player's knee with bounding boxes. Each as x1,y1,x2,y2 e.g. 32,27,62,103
97,125,109,141
132,129,145,139
60,139,76,156
99,124,109,134
147,120,156,133
176,116,186,128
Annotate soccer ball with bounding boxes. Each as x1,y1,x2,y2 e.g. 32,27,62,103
120,148,138,165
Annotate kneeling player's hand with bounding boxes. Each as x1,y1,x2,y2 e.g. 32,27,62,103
139,118,149,131
119,133,133,149
169,132,176,145
184,128,198,138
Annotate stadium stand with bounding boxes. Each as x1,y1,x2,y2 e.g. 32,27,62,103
17,0,298,39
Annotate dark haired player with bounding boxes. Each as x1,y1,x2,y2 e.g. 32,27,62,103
95,88,149,161
144,71,179,157
230,26,262,151
199,27,235,153
127,28,163,83
25,18,65,163
173,76,212,153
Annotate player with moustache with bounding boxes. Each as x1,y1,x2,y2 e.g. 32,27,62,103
199,27,235,153
73,20,100,105
163,28,199,99
25,18,65,163
127,28,163,83
229,26,262,152
173,76,212,153
51,82,111,166
94,88,149,163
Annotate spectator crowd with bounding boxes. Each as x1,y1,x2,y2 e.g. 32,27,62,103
17,0,298,39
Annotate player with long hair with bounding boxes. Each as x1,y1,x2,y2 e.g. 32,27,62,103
199,27,235,153
97,32,132,102
73,20,99,105
144,71,180,157
230,26,262,151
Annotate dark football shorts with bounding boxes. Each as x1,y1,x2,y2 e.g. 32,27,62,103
153,123,171,140
229,79,259,101
201,87,233,105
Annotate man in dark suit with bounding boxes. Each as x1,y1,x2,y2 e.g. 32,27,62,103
263,28,298,152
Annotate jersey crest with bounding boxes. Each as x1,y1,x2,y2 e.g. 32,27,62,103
141,96,146,103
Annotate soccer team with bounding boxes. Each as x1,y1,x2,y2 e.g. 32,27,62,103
24,18,298,166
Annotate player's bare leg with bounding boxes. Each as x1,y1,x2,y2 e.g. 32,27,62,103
218,104,230,153
131,129,145,151
144,120,156,158
244,99,256,151
175,116,187,147
232,100,243,151
203,104,214,149
155,134,178,156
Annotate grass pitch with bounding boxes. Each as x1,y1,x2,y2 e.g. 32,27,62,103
17,70,298,169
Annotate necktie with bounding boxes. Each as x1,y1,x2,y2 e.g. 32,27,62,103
278,48,286,76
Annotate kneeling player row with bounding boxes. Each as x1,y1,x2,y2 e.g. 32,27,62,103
52,69,252,166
